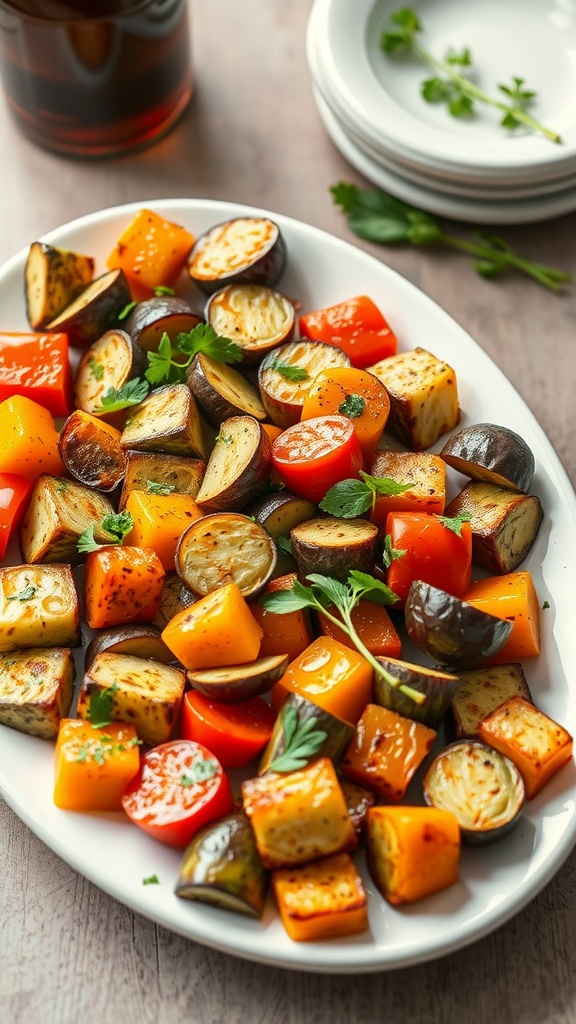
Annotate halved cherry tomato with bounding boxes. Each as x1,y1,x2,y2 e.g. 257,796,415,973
271,414,363,503
181,691,276,768
0,473,33,559
385,511,472,606
299,295,397,369
300,367,390,464
0,332,72,416
121,739,233,848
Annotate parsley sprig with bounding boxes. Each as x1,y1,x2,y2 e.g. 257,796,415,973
97,377,150,413
319,471,411,518
87,683,118,728
145,324,242,387
260,571,424,704
77,511,133,554
382,8,560,143
269,705,327,772
332,183,572,293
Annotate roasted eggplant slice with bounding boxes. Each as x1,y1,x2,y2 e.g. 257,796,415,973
118,450,205,510
176,512,277,598
206,283,295,366
59,410,127,492
290,516,379,581
187,216,286,295
187,352,267,425
187,653,289,703
444,480,543,574
423,740,525,844
74,329,147,417
119,383,207,459
247,490,316,542
404,580,513,668
258,340,350,428
46,268,131,349
195,415,272,512
124,296,202,352
373,655,459,728
439,423,536,493
25,241,95,330
20,474,116,565
448,663,533,740
153,572,196,631
338,777,376,834
175,812,268,918
84,624,174,670
258,692,355,774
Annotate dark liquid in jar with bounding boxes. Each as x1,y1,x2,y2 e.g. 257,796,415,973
0,0,192,156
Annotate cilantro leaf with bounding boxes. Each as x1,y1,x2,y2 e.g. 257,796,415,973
436,512,472,536
142,875,160,885
269,360,309,382
145,325,242,388
97,377,149,412
268,705,327,773
77,511,133,554
87,683,118,728
319,472,411,518
382,533,406,569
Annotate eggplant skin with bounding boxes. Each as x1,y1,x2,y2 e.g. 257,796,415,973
404,581,513,668
440,423,536,493
423,740,525,845
188,217,286,295
373,656,459,729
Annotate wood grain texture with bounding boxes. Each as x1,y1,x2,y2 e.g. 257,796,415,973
1,1,576,1021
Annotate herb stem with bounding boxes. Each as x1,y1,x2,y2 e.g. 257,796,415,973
441,235,572,291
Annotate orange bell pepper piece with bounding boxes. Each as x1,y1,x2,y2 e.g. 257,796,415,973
340,703,436,801
464,571,540,663
0,395,64,480
0,332,72,417
161,581,263,671
84,545,165,629
272,852,368,941
124,490,204,570
271,636,373,725
54,718,141,811
317,598,401,659
250,573,314,662
300,366,390,464
366,805,460,904
107,209,195,300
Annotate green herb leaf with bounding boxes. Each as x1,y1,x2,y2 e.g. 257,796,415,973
382,533,406,569
319,471,411,518
259,588,314,614
118,301,137,321
154,285,175,295
77,511,133,554
146,480,177,495
89,358,104,381
268,706,328,773
180,759,218,786
7,583,37,602
97,377,149,412
435,512,472,536
338,393,366,419
269,360,309,382
145,325,242,388
348,569,399,607
277,534,293,558
87,683,119,728
142,875,160,885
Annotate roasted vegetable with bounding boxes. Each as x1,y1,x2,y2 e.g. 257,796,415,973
84,545,165,629
54,718,141,811
423,740,525,844
448,663,533,740
271,636,373,726
367,346,460,451
369,449,447,528
0,474,32,559
271,414,363,504
58,410,127,492
0,331,72,417
258,340,350,428
161,580,264,671
107,209,195,301
195,415,271,513
176,512,277,599
300,365,391,464
299,294,397,369
84,624,174,670
0,395,64,481
464,571,541,663
181,690,276,767
74,329,147,417
77,650,186,746
175,812,268,918
25,241,94,330
187,352,267,425
339,777,376,834
272,852,368,941
366,805,460,904
20,474,115,565
258,692,355,775
444,480,543,574
385,511,472,606
119,382,207,459
124,295,201,352
404,580,513,667
46,268,131,349
247,490,316,543
373,656,459,728
188,216,286,294
0,563,80,652
124,490,203,570
118,450,205,511
290,516,379,581
187,653,289,703
153,572,196,631
0,647,75,739
340,704,436,801
440,423,536,493
250,573,314,662
241,757,357,869
206,283,295,365
317,598,401,660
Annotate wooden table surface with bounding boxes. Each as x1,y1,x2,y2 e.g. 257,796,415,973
1,2,576,1021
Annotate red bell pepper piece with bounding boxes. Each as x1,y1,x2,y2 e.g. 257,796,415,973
0,473,33,559
181,691,276,768
299,295,397,369
271,414,364,503
0,332,72,417
385,511,472,606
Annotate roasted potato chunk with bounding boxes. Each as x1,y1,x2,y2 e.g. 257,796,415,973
20,474,115,564
0,647,75,739
0,564,80,652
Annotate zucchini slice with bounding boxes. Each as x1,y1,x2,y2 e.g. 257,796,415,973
0,647,75,739
206,283,295,365
0,563,80,652
373,655,459,728
195,415,272,513
25,241,95,330
175,812,268,918
444,480,543,574
46,268,131,349
290,516,379,581
440,423,536,493
188,216,286,294
187,653,289,703
119,383,207,459
118,450,205,510
59,409,127,492
176,512,277,598
258,692,355,774
20,474,116,565
187,352,267,425
423,740,525,844
404,580,513,668
124,296,202,352
74,329,147,417
258,340,350,428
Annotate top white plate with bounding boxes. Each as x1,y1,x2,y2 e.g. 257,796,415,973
1,199,576,973
313,0,576,181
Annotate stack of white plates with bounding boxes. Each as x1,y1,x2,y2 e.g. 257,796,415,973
306,0,576,224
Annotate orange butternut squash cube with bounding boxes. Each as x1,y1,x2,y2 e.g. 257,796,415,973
107,209,195,300
250,574,314,662
478,695,573,799
317,599,401,659
366,805,460,904
124,490,204,570
272,852,368,942
271,636,373,725
464,571,540,663
369,450,447,528
0,395,64,480
54,718,141,811
340,704,436,801
241,757,357,869
161,581,263,670
84,545,165,629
